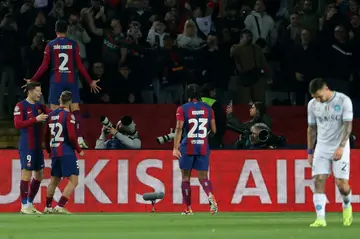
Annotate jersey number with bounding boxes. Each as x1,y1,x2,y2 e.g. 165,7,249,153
59,53,69,71
49,123,64,148
187,118,208,138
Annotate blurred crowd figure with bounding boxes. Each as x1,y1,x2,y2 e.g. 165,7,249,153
1,0,360,118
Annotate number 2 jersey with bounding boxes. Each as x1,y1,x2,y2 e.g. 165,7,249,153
30,37,93,84
176,101,214,155
44,107,82,157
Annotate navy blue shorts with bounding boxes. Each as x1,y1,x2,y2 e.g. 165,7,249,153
19,150,44,171
178,154,209,171
49,81,80,104
51,155,79,178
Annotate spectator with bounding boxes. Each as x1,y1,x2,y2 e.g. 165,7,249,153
287,13,303,44
244,0,277,54
216,4,245,43
157,34,184,104
87,16,127,74
288,29,321,105
67,12,91,61
27,11,53,45
0,13,20,118
298,0,319,38
177,20,204,49
230,29,269,104
322,25,355,94
147,19,167,47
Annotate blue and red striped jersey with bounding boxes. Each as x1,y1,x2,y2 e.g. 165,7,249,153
44,107,81,157
13,100,50,151
31,37,92,84
176,101,214,155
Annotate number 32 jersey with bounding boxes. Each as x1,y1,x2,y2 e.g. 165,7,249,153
44,107,82,157
176,101,214,155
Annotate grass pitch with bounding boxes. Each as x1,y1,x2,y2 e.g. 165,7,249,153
0,212,358,239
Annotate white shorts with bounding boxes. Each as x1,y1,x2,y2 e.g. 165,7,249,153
312,144,350,180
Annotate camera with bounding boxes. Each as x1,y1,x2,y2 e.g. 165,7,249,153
100,116,113,128
156,129,175,144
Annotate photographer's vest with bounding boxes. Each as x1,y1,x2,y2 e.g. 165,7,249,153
201,97,216,107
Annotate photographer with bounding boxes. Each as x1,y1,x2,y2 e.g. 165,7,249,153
227,101,272,132
95,116,141,149
235,123,276,149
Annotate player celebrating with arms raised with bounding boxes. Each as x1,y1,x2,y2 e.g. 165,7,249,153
44,91,84,214
307,78,353,227
24,20,101,148
173,84,218,215
14,82,49,214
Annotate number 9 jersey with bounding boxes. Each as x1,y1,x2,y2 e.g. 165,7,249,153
176,101,214,156
44,107,82,157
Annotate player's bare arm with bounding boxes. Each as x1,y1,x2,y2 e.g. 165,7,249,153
333,121,352,160
173,120,184,158
307,124,317,166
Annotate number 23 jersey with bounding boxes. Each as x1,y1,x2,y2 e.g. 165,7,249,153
44,107,82,157
176,101,214,156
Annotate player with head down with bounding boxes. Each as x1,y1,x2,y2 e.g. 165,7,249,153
44,91,84,214
173,84,218,215
307,78,353,227
24,20,101,148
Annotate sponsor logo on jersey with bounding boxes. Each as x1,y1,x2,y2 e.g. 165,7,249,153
14,106,19,112
317,115,342,123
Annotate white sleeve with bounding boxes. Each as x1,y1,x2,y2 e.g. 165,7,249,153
115,132,141,149
343,97,353,121
307,100,316,125
95,130,106,149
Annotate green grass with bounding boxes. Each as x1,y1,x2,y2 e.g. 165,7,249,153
0,213,358,239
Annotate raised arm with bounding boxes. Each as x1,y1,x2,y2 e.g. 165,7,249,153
31,44,51,82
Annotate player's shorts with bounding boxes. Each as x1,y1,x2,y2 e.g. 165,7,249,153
51,155,79,178
312,144,350,180
49,81,80,104
19,150,44,171
179,154,209,171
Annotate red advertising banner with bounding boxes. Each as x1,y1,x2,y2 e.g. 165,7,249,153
0,150,359,212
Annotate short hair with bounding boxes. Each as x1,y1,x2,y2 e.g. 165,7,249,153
60,91,72,104
26,82,41,92
55,20,68,33
186,84,201,100
309,78,326,94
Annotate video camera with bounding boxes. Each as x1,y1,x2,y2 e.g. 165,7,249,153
156,129,175,144
227,123,286,149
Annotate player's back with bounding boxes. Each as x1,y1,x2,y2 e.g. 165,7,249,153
48,108,76,157
180,101,213,155
47,37,78,83
15,100,45,151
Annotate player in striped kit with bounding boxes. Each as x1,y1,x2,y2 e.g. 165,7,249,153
24,20,101,148
14,82,50,214
44,91,83,214
173,84,218,215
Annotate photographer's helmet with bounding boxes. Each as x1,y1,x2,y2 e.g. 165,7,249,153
186,84,201,101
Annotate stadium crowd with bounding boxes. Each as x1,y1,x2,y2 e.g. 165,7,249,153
0,0,359,119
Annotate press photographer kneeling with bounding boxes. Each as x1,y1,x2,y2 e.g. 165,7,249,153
95,116,141,149
226,102,285,149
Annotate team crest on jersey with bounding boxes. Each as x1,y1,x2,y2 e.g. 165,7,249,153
334,104,341,112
